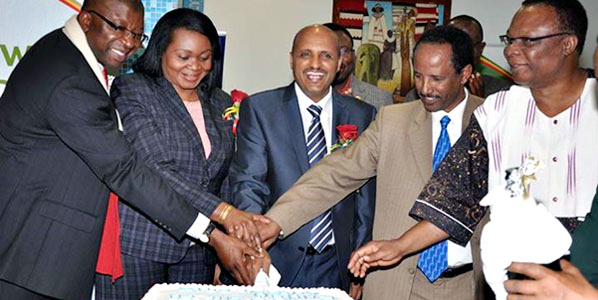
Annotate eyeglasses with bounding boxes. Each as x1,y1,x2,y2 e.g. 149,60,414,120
499,32,572,47
87,10,148,43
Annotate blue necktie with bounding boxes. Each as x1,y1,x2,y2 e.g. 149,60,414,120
306,105,333,252
417,115,451,282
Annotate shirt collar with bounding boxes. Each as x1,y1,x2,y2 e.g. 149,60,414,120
431,87,469,125
294,82,333,113
62,15,109,94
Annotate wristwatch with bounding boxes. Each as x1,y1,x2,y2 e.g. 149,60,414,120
199,222,216,243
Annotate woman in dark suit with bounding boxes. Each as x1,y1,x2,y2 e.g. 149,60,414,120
95,8,258,299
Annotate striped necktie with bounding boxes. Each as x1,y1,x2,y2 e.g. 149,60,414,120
306,105,333,252
417,115,451,282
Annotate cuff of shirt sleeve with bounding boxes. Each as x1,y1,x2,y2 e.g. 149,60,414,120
186,213,211,242
409,200,473,246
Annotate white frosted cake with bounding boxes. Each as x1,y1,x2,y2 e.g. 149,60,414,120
142,284,352,300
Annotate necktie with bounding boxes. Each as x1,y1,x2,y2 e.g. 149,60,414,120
306,105,333,252
102,68,109,89
417,115,451,282
95,68,124,282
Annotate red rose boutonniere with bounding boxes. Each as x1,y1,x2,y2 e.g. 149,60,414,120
222,89,249,135
330,124,359,152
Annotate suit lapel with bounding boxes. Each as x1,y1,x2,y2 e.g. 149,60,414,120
407,95,481,182
408,104,433,181
282,84,310,174
462,95,483,132
331,92,350,145
156,77,208,163
199,88,226,169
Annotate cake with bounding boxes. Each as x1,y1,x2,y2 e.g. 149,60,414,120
142,283,352,300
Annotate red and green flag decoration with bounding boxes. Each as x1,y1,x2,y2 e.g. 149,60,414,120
57,0,81,12
479,55,514,83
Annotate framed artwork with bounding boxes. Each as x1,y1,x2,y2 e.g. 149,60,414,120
333,0,451,97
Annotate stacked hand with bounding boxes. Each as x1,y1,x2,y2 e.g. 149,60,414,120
208,202,282,285
244,249,272,279
218,205,264,250
224,212,281,250
253,215,282,249
208,228,261,285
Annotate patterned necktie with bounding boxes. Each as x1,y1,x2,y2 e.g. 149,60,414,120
306,105,333,252
96,68,124,282
417,115,451,282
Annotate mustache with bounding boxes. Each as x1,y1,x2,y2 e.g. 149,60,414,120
418,93,441,99
305,67,325,72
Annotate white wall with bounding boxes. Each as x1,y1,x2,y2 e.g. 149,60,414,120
0,1,76,95
206,0,597,94
205,0,333,94
444,0,597,69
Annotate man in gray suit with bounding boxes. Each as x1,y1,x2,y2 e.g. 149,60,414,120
257,26,484,300
324,23,393,110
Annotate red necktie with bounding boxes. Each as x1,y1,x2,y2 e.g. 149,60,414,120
95,68,124,282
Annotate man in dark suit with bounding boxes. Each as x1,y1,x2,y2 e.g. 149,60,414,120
229,25,376,298
0,1,257,299
257,26,485,300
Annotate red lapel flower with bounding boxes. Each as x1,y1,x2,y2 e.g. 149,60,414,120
331,124,359,152
223,89,249,135
337,124,359,144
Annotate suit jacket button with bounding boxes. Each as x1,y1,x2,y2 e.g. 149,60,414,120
408,268,415,275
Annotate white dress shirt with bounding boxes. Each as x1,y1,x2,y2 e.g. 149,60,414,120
430,88,472,267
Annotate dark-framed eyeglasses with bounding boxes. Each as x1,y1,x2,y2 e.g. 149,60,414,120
86,10,148,43
499,32,572,47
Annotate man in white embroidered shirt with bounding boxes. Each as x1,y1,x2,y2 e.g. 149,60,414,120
348,1,598,298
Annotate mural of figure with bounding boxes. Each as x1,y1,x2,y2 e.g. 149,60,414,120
395,7,416,95
355,43,380,86
379,30,396,80
366,4,388,51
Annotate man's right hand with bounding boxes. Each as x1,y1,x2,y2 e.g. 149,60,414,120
253,216,281,249
208,228,261,285
348,239,404,278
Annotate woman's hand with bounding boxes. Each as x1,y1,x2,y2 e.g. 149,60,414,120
211,202,267,251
